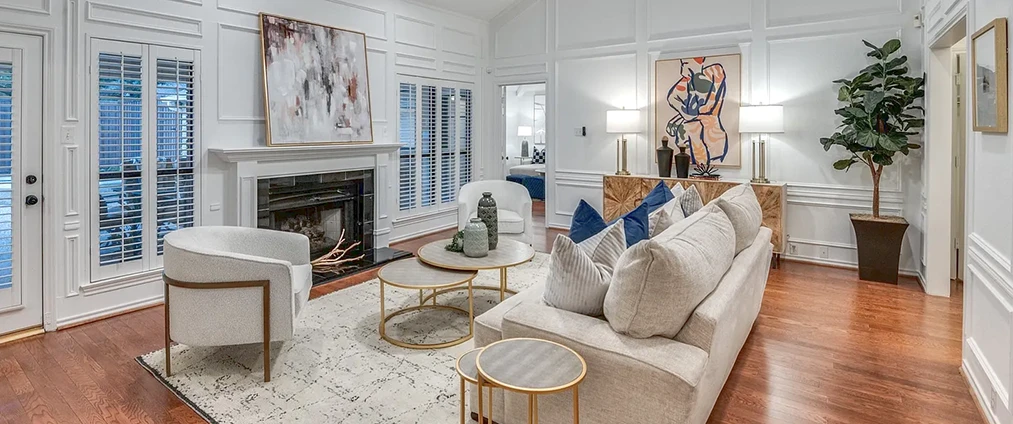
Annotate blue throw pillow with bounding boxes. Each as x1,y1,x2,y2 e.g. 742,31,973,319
620,202,650,247
642,181,675,213
569,200,608,244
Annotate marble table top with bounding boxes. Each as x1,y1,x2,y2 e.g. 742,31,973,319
476,338,586,393
377,259,477,290
417,239,535,271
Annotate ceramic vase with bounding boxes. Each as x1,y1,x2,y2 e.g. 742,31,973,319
657,137,674,178
477,192,499,250
463,218,489,258
674,144,691,179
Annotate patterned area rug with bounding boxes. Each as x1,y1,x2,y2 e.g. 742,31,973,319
137,253,550,424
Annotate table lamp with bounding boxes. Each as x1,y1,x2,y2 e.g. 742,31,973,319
606,109,640,175
739,105,784,184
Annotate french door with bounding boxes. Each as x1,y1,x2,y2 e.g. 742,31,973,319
0,32,43,336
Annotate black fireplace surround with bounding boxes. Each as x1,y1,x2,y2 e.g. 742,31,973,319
257,169,411,285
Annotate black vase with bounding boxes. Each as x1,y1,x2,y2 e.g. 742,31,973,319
656,137,674,178
674,144,691,179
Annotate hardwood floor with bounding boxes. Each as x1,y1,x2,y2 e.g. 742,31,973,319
0,201,983,423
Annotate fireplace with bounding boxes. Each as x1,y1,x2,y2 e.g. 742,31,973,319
257,169,411,285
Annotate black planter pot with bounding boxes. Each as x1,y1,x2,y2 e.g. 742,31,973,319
850,213,908,284
674,144,691,179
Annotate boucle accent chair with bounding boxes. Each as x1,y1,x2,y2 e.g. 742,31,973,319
161,226,313,382
458,180,534,245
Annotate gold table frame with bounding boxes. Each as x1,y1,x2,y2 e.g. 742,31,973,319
459,338,587,424
417,239,535,302
378,266,477,350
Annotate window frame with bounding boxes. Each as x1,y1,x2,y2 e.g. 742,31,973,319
88,39,202,282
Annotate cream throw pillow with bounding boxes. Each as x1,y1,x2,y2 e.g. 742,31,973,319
679,185,704,217
712,184,763,255
604,205,736,338
543,221,627,316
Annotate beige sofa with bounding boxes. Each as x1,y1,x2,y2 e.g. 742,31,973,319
472,226,773,423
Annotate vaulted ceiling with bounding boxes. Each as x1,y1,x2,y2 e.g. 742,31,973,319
407,0,522,21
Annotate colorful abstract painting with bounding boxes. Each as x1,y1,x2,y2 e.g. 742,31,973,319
260,14,373,146
655,54,741,167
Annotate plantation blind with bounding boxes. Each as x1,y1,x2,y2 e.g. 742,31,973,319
95,47,145,272
91,40,200,281
396,77,475,219
0,60,13,289
154,57,196,255
398,82,417,211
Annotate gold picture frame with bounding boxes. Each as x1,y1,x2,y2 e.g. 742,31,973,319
971,18,1008,133
259,13,375,146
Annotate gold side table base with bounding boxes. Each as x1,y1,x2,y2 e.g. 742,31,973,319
421,285,519,305
379,280,475,350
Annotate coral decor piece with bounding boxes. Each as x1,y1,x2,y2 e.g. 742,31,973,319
260,13,374,145
311,229,365,272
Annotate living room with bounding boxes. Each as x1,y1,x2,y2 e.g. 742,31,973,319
0,0,1009,423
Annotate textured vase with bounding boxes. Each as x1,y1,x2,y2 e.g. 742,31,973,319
477,192,499,250
463,218,489,258
674,144,691,179
657,137,674,178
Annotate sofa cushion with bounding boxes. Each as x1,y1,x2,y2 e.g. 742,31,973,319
603,205,736,338
616,202,650,247
678,185,705,217
543,222,626,316
569,200,608,243
670,182,685,199
643,181,675,213
712,184,763,255
648,207,677,238
475,280,546,345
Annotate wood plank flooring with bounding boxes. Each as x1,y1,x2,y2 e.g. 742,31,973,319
0,201,983,423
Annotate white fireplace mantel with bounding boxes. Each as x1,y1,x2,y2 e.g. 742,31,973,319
209,143,402,163
210,143,402,248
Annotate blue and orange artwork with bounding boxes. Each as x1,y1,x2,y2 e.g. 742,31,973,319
656,54,741,167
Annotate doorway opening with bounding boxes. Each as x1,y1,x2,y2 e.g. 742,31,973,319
500,82,547,228
950,41,967,284
924,17,968,297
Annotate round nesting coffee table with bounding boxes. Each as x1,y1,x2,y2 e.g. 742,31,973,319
417,239,535,302
476,338,587,423
455,348,486,424
377,259,477,349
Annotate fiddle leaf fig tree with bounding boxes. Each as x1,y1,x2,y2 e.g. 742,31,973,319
820,39,925,219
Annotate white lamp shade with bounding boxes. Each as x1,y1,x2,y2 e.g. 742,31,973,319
606,109,641,134
739,105,784,134
517,126,533,137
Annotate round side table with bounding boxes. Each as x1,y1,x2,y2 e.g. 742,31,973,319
455,348,490,424
377,259,477,349
476,338,587,424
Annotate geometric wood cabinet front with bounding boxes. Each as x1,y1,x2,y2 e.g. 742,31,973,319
603,175,787,254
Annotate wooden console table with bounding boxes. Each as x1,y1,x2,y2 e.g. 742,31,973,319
602,175,787,256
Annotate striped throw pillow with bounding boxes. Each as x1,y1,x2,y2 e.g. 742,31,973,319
543,221,627,316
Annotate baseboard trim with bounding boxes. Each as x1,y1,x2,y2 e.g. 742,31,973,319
782,256,921,278
962,359,1000,424
56,295,164,330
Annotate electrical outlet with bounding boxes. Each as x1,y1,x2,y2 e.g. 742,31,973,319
789,243,798,255
819,246,830,259
574,127,583,136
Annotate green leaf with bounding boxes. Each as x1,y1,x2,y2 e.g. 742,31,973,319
906,143,922,150
864,91,885,114
885,55,908,69
834,159,856,170
832,78,851,85
906,118,925,128
857,131,879,148
838,86,850,102
880,39,902,56
844,107,868,118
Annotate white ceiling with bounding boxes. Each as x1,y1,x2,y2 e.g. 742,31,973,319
408,0,522,21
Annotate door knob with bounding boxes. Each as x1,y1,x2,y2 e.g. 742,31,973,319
25,175,37,184
25,195,39,206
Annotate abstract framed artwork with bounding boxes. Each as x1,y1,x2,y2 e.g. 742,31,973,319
259,13,374,146
971,18,1008,133
655,54,742,167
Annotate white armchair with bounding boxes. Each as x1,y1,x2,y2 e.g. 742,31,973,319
162,226,313,382
458,180,534,245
